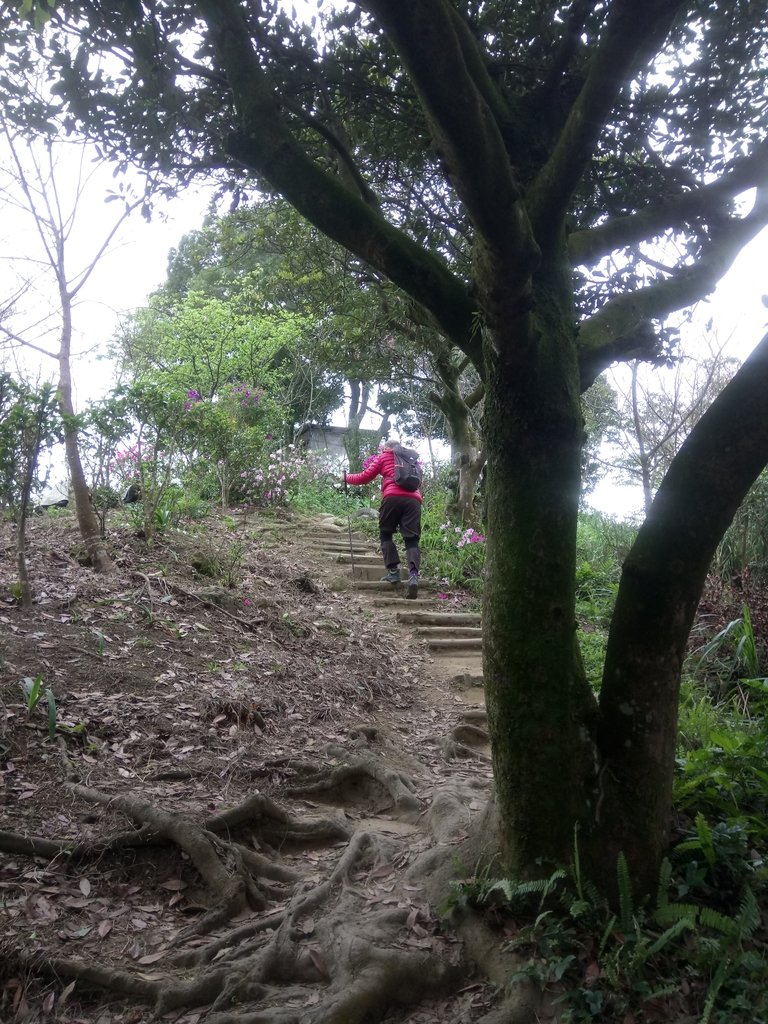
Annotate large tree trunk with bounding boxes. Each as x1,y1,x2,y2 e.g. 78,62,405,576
482,281,599,873
596,331,768,894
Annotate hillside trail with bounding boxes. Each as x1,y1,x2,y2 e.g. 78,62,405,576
0,507,536,1024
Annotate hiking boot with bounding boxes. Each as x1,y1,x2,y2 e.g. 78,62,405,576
406,573,419,599
381,568,401,583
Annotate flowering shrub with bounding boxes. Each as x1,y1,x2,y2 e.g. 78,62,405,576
238,446,340,507
179,382,279,506
438,522,486,548
184,389,202,411
111,444,158,484
420,519,486,592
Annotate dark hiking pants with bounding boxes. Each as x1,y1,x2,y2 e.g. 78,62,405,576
379,495,422,574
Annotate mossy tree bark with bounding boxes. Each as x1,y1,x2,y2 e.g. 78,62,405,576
482,253,600,871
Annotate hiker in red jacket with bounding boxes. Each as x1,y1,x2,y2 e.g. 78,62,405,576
343,439,422,599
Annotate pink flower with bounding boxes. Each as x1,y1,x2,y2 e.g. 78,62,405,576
438,592,449,600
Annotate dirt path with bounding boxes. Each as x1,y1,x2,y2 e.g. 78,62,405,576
0,507,528,1024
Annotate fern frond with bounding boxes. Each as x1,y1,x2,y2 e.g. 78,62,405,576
486,878,518,902
598,914,617,957
735,886,760,938
701,955,731,1024
697,905,741,938
694,812,716,869
644,917,692,959
654,902,698,926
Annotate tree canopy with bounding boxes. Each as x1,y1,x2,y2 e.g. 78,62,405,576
6,0,768,894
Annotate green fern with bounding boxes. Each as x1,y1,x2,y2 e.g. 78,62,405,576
695,812,717,869
643,917,693,959
654,901,700,926
733,886,760,938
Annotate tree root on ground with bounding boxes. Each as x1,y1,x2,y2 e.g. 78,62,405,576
205,791,352,847
439,722,491,761
286,756,422,822
20,828,470,1023
5,735,545,1021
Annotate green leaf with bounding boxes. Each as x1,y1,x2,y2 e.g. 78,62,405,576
22,674,44,712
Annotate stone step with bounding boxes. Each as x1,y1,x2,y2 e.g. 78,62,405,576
366,597,445,608
396,612,481,626
347,580,421,592
307,540,372,548
426,637,483,651
353,566,409,581
416,626,482,639
450,672,484,690
335,554,382,565
307,547,373,558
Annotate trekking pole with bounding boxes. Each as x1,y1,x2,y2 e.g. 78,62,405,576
343,471,356,579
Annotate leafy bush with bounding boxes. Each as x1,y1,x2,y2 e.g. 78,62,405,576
447,850,768,1024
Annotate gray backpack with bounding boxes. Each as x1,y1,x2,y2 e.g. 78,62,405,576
392,445,423,492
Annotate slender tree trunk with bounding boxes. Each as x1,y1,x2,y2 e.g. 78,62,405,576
482,282,598,873
631,363,654,516
16,515,32,610
436,388,484,525
57,273,113,573
597,332,768,893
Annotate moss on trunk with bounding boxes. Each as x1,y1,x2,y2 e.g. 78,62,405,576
482,273,598,874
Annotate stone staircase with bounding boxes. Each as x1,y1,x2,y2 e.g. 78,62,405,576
302,515,485,707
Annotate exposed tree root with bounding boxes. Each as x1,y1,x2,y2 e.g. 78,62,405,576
5,765,546,1024
440,722,491,761
286,756,422,822
205,792,352,846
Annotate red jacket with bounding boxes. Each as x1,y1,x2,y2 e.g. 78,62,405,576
345,449,423,502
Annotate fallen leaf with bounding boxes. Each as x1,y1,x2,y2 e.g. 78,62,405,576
98,919,113,939
368,862,394,879
137,952,164,965
308,949,330,981
59,980,76,1005
79,878,91,897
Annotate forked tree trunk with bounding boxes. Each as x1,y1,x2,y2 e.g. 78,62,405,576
596,331,768,894
432,379,484,526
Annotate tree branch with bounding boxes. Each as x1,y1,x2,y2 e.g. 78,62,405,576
578,320,661,391
569,140,768,266
598,330,768,848
527,0,686,251
357,0,537,288
540,0,599,106
577,194,768,368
